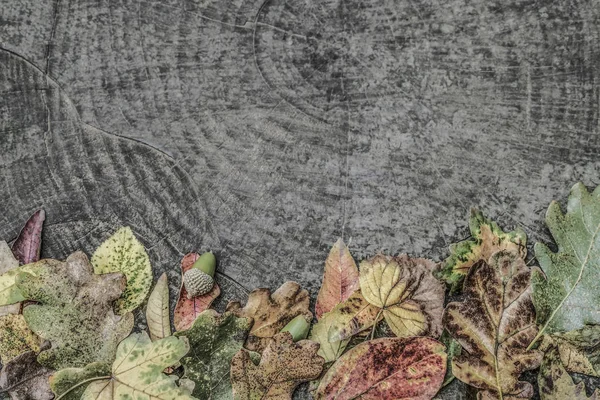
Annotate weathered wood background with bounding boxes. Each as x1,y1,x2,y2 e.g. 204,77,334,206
1,0,599,397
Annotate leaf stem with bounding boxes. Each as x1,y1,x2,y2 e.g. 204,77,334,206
55,376,111,400
370,309,384,341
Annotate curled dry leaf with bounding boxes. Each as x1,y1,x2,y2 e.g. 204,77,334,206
538,347,599,400
532,183,600,342
226,281,312,352
0,348,54,400
315,337,447,400
315,239,360,319
230,332,324,400
91,226,153,315
16,252,134,370
359,254,445,338
78,332,195,400
174,310,252,399
0,314,40,364
11,209,45,266
443,250,542,399
0,241,20,316
436,209,526,291
146,272,171,341
174,253,221,332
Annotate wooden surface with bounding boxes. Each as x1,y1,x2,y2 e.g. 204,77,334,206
1,1,600,395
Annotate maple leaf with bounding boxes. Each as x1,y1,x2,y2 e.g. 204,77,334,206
230,332,324,400
0,241,21,316
436,209,526,291
67,332,196,400
15,252,134,370
11,209,45,266
174,310,252,399
443,250,542,399
315,239,360,319
0,348,53,400
531,183,600,343
0,314,40,364
226,281,312,352
146,272,171,341
174,253,221,332
359,254,445,338
91,226,153,315
315,337,447,400
540,325,600,377
538,347,599,400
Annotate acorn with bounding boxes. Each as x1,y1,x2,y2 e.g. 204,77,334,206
183,251,216,298
280,315,310,342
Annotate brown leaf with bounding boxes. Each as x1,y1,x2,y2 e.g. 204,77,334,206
174,253,221,331
11,210,45,266
227,281,312,352
230,332,324,400
443,250,543,399
315,239,360,319
0,349,53,400
315,337,447,400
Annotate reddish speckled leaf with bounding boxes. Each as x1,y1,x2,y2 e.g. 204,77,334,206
315,337,447,400
11,209,45,265
315,239,360,319
174,253,221,331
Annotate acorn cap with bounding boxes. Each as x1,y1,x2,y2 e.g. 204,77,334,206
183,268,214,298
191,251,216,277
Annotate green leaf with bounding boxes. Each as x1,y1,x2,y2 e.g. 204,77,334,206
540,325,600,377
0,256,48,307
0,241,21,316
16,252,134,370
436,209,526,291
532,183,600,341
0,314,40,364
80,332,196,400
91,226,152,314
147,272,171,341
50,362,111,400
174,310,252,399
538,347,599,399
309,309,350,364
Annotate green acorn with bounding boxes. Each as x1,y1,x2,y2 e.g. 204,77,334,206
280,315,310,342
183,251,216,298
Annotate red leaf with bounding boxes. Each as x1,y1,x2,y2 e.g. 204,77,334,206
315,337,447,400
315,239,359,319
174,253,221,331
11,209,45,265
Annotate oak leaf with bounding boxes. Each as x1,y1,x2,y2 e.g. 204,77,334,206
538,347,599,400
230,332,324,400
532,183,600,341
91,226,152,315
443,250,542,399
77,332,195,400
436,209,526,291
146,272,171,341
315,337,447,400
174,310,252,399
359,254,445,338
16,252,134,369
174,253,221,332
226,281,312,352
11,209,45,266
0,242,21,316
315,239,360,319
0,349,53,400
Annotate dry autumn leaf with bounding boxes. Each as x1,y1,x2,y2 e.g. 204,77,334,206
315,239,360,319
50,363,111,400
538,347,599,400
0,348,53,400
443,250,542,399
146,272,171,341
359,254,445,338
436,209,526,291
226,281,312,352
315,337,447,400
174,252,221,332
0,314,40,364
531,183,600,345
16,252,134,370
0,241,21,316
11,209,45,266
540,325,600,377
230,332,324,400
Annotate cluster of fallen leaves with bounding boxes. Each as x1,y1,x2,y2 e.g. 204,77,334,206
2,182,600,399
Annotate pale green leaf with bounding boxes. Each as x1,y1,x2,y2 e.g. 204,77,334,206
147,273,171,341
309,310,350,364
91,226,152,314
0,241,21,316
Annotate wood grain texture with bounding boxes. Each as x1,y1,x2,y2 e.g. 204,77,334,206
1,0,600,396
